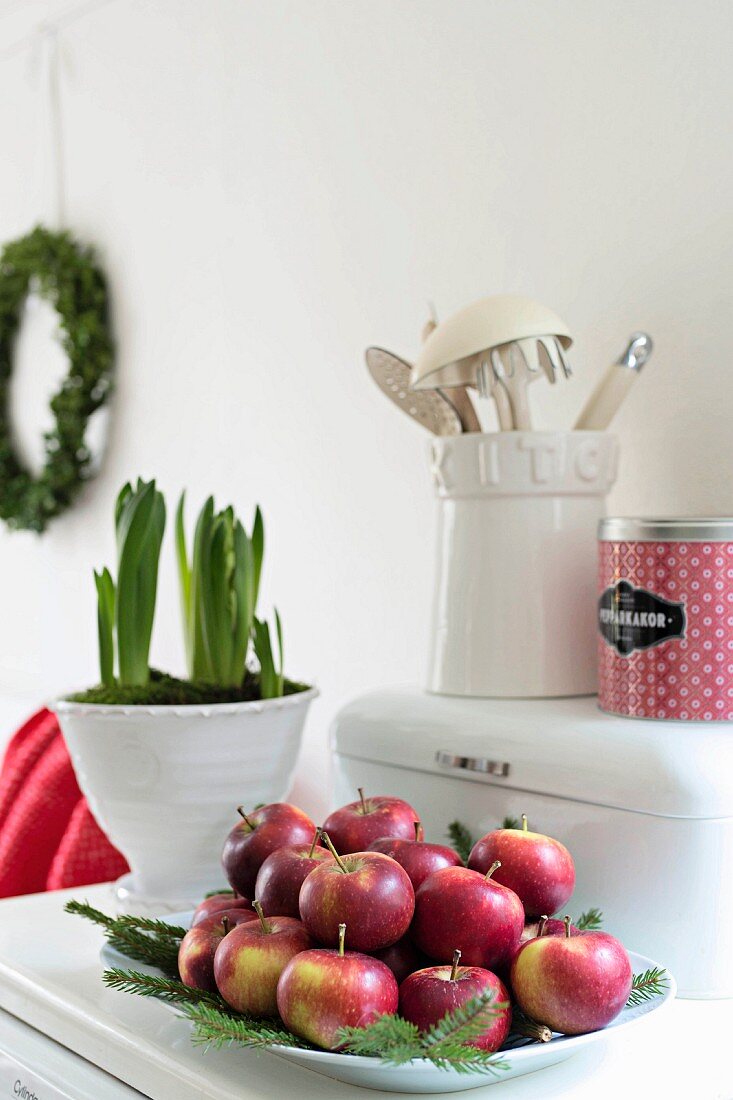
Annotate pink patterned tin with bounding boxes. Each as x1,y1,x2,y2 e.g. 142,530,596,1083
598,517,733,720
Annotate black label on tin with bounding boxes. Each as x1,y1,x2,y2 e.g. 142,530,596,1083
598,580,686,657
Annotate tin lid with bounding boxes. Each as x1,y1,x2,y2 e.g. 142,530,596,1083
331,688,733,819
599,517,733,542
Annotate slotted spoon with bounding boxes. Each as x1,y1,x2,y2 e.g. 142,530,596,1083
365,347,463,436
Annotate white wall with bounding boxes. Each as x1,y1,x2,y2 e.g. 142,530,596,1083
0,0,731,816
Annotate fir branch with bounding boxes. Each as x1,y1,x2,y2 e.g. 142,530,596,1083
104,929,180,975
339,993,509,1076
103,968,223,1009
425,1047,510,1076
104,954,511,1077
65,898,116,930
338,1014,421,1064
575,908,603,931
421,988,507,1073
501,816,521,830
180,1001,312,1050
446,821,474,863
113,915,188,939
626,967,670,1007
66,898,183,976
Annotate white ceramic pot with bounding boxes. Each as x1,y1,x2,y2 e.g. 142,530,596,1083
54,688,317,910
427,432,618,698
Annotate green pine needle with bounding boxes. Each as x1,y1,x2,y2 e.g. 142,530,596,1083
102,931,180,976
575,908,604,931
446,821,474,863
339,989,509,1076
65,899,183,976
626,967,670,1007
113,914,188,939
501,816,521,830
421,989,509,1074
103,968,223,1009
65,898,116,930
180,1001,313,1050
337,1014,421,1064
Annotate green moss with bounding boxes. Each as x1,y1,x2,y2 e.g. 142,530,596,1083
65,668,310,706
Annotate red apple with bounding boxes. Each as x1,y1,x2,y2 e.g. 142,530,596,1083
399,950,512,1051
178,910,257,994
369,825,462,890
255,830,335,917
412,863,524,971
509,914,580,969
536,915,580,938
194,908,259,933
322,789,420,854
214,902,314,1016
468,815,575,919
511,927,632,1034
222,802,317,899
372,936,431,985
299,838,414,951
277,923,399,1050
191,893,254,927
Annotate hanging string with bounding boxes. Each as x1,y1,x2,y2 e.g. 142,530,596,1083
1,0,121,226
0,0,119,64
26,25,67,231
43,25,66,228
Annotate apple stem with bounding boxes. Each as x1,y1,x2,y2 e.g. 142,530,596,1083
308,829,321,858
538,915,548,937
321,831,349,873
358,787,368,815
414,821,421,842
522,813,528,833
450,949,462,981
564,915,572,939
514,1015,552,1043
253,901,272,935
484,860,502,881
338,923,346,957
237,806,254,829
221,915,230,936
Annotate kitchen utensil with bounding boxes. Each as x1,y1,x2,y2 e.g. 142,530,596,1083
422,311,481,432
411,294,573,391
441,382,481,432
412,295,573,431
365,347,462,436
476,354,514,430
489,344,533,430
102,930,673,1094
598,517,733,720
574,333,653,430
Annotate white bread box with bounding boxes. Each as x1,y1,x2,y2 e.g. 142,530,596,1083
330,688,733,998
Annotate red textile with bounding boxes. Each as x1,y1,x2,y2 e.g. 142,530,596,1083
0,708,128,897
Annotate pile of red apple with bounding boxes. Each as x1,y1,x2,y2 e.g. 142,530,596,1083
178,792,633,1054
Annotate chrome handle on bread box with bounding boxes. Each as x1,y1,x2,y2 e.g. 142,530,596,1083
435,751,510,778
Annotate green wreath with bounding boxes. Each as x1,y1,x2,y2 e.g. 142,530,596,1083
0,226,114,533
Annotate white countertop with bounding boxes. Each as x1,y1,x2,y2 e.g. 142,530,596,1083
0,884,729,1100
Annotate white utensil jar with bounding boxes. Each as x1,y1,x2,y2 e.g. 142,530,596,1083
427,432,619,698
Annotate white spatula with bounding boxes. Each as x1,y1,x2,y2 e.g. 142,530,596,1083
574,333,653,430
